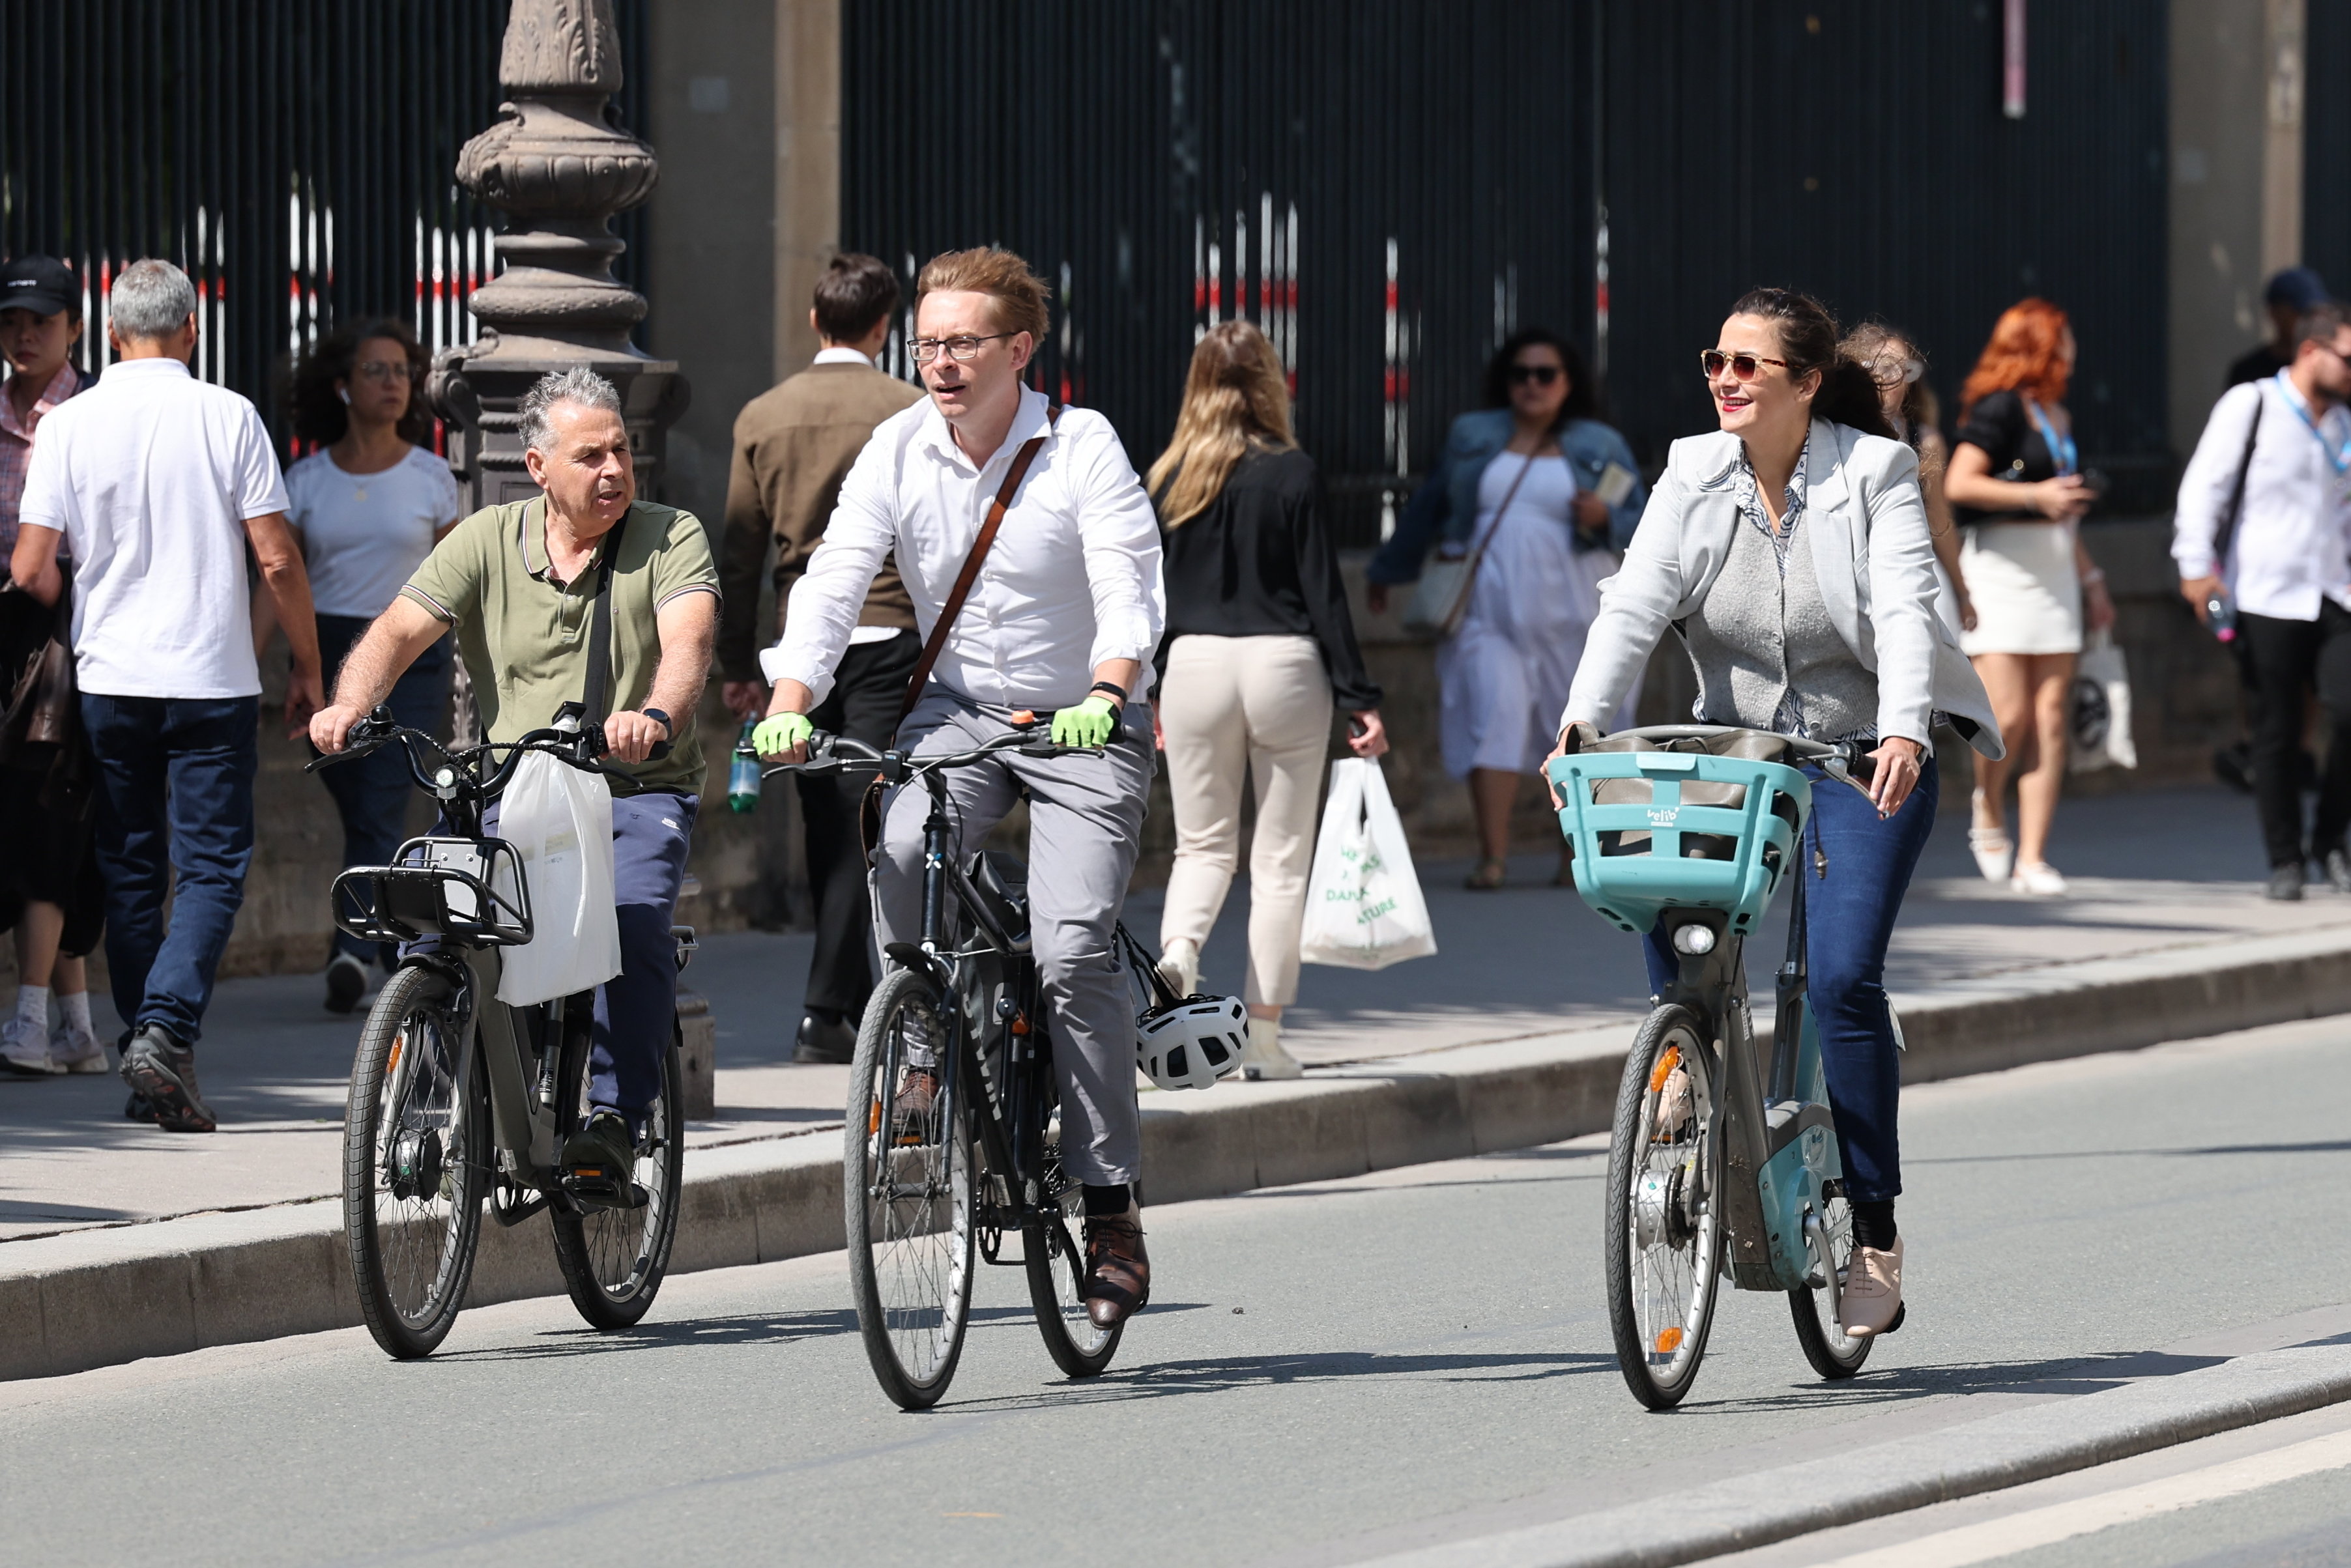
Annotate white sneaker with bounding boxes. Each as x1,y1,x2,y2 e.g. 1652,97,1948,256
0,1017,61,1077
2010,861,2069,896
1156,937,1201,1000
1240,1016,1304,1081
48,1021,108,1074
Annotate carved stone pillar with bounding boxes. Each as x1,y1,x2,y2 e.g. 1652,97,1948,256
430,0,689,511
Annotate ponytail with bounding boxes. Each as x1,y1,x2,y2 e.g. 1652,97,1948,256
1728,286,1897,441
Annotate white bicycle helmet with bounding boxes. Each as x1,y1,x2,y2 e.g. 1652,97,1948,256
1136,994,1248,1091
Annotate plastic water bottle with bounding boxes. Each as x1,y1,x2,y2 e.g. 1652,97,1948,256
2206,590,2238,645
728,719,762,814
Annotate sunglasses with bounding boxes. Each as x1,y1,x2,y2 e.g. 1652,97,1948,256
1701,350,1790,382
1508,363,1562,386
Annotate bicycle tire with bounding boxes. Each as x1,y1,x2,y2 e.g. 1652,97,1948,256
1024,1143,1122,1377
844,969,976,1411
551,1025,687,1330
1788,1191,1875,1379
1604,1003,1724,1410
344,963,487,1360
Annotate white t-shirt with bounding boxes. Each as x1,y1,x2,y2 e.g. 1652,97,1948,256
18,358,289,699
285,445,462,617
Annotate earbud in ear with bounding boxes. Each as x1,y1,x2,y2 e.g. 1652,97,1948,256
338,388,351,405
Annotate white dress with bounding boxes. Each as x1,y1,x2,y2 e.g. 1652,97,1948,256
1437,453,1632,776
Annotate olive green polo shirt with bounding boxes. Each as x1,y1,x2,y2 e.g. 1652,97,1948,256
401,496,720,793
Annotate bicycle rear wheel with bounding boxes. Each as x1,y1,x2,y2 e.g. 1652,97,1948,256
551,1025,686,1330
1789,1191,1875,1378
1025,1141,1122,1377
1604,1003,1724,1410
345,963,487,1360
844,969,975,1410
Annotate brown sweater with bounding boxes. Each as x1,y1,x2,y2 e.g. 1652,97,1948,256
719,360,923,681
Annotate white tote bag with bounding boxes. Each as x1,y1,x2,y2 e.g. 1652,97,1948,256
494,749,623,1006
2068,627,2139,773
1299,758,1438,971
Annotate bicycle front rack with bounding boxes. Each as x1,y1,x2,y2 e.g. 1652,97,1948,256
330,836,534,947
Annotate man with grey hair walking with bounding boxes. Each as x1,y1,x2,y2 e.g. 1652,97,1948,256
312,367,719,1190
12,258,322,1131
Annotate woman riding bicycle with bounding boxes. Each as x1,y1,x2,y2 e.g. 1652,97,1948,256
1550,288,2002,1337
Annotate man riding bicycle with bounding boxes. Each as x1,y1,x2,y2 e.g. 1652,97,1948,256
310,367,719,1193
755,247,1164,1329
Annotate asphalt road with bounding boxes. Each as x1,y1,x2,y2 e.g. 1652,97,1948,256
10,1014,2351,1568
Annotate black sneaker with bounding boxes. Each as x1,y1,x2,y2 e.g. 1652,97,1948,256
119,1025,215,1133
792,1011,857,1064
2268,862,2308,902
325,953,367,1014
560,1109,643,1209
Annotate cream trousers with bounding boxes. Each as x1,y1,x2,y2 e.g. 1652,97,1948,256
1158,634,1333,1007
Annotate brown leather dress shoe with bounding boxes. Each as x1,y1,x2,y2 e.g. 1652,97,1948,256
1082,1210,1151,1328
891,1068,940,1137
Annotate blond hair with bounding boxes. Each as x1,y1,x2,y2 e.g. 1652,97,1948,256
914,246,1050,346
1146,322,1297,527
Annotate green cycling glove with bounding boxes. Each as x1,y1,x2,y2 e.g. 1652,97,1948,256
751,711,813,757
1051,695,1119,749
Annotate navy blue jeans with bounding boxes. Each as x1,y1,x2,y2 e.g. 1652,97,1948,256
1645,761,1938,1204
317,614,450,965
80,694,260,1049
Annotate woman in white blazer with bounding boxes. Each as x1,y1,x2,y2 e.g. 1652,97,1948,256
1552,289,2002,1339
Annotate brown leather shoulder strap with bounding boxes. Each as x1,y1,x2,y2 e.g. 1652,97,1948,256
901,404,1062,719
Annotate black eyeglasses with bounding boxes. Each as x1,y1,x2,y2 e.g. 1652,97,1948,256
353,359,416,383
908,333,1013,365
1508,363,1562,386
1701,350,1790,382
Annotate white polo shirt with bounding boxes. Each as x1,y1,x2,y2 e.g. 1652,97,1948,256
17,357,289,699
765,385,1164,708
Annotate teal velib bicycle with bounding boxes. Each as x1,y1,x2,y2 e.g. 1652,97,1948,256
1547,723,1893,1410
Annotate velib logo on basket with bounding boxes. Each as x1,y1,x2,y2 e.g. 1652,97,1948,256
1647,806,1679,827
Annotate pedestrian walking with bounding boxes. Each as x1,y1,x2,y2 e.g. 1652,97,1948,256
1553,287,2002,1337
270,320,459,1013
2176,302,2351,900
1944,298,2113,896
718,253,923,1063
8,259,323,1131
1146,322,1389,1082
1365,329,1645,889
0,253,103,1076
2229,268,2331,388
1843,322,1973,635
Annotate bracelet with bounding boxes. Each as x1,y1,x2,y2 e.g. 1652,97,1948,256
1088,681,1128,707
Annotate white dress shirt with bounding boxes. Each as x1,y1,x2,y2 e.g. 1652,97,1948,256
2173,375,2351,621
764,385,1164,707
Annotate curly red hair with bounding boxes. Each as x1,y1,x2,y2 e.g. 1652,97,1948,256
1959,298,2072,418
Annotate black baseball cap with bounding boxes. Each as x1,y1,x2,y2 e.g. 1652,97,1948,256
2264,266,2330,312
0,255,81,319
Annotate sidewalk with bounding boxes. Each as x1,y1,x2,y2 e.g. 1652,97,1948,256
0,782,2335,1244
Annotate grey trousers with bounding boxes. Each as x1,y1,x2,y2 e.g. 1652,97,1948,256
873,687,1155,1187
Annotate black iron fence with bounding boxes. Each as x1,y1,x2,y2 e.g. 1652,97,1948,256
0,0,647,452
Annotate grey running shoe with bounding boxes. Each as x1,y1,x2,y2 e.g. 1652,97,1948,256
2326,849,2351,896
119,1025,216,1133
2268,862,2308,902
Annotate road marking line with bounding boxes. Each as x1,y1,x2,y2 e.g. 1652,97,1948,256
1811,1427,2351,1567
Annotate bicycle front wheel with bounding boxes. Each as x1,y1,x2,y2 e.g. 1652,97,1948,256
551,1026,687,1330
1604,1003,1724,1410
844,969,975,1410
344,963,487,1360
1025,1141,1121,1377
1789,1190,1875,1378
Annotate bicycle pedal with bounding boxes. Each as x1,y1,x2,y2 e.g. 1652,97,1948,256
562,1170,648,1212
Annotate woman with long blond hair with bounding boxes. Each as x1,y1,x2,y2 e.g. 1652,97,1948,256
1149,322,1387,1080
1945,298,2113,896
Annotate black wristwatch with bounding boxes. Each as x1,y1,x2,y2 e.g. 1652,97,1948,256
641,707,674,737
1088,681,1129,709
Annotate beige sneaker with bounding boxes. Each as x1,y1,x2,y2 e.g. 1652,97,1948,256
1651,1064,1694,1138
1157,937,1201,999
1240,1016,1303,1081
1839,1234,1905,1337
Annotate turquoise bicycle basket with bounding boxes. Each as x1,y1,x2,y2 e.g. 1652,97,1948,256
1544,750,1811,937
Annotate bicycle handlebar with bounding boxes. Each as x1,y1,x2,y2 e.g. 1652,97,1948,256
1571,723,1878,795
309,707,646,803
753,717,1093,784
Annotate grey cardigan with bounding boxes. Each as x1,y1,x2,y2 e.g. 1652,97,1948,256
1562,420,2004,760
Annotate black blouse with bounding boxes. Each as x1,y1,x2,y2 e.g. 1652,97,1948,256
1155,447,1383,710
1952,388,2066,526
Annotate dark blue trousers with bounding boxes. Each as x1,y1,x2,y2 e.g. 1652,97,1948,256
316,614,450,965
1645,761,1937,1204
79,694,259,1048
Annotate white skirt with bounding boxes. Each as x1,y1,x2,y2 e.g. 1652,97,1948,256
1958,522,2082,657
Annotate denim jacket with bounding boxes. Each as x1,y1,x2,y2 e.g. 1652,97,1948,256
1364,408,1648,585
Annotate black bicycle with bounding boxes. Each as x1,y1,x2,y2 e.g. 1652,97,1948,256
313,707,694,1358
765,717,1162,1410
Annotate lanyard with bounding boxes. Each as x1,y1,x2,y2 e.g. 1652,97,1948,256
2273,372,2351,478
2021,395,2077,478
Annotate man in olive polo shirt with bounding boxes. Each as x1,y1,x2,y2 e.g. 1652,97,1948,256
311,367,718,1188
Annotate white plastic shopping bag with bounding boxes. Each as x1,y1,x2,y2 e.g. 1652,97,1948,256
1299,758,1437,971
494,748,623,1006
2068,627,2138,773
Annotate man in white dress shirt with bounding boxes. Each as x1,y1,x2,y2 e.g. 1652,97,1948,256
2176,302,2351,899
755,247,1165,1328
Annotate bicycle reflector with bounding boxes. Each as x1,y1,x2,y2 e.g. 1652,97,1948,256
1136,995,1248,1091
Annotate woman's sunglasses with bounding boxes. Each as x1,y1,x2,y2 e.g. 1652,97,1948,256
1508,363,1563,386
1700,350,1789,382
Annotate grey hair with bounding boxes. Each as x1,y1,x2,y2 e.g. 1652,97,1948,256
517,367,625,455
109,259,199,343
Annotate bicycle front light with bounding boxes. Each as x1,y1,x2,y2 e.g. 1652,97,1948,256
1671,924,1718,956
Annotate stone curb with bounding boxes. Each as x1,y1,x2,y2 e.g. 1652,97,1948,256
6,926,2350,1384
1349,1340,2351,1568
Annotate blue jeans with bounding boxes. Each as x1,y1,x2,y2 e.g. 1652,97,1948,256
1645,761,1938,1204
79,694,260,1049
317,614,450,965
